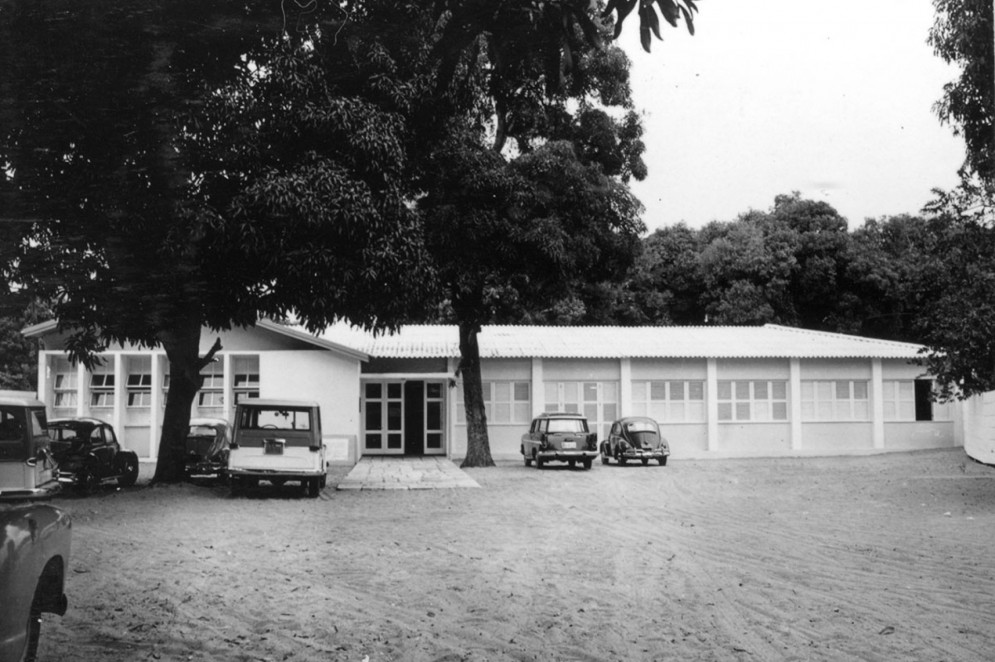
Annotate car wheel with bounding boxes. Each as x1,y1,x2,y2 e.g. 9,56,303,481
523,446,532,467
618,453,627,466
535,453,544,469
641,458,649,466
568,460,576,469
305,478,321,498
18,582,43,662
117,452,139,487
659,456,668,467
582,458,593,470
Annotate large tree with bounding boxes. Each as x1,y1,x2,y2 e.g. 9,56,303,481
0,1,432,481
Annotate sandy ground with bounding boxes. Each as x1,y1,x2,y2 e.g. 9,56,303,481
34,448,995,662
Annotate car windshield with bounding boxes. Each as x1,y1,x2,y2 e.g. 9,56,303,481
547,418,587,433
625,421,659,435
240,407,313,431
188,425,219,437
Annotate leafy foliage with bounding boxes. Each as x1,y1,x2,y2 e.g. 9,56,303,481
928,0,995,189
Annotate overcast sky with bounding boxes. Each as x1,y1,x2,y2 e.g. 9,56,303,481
618,0,967,233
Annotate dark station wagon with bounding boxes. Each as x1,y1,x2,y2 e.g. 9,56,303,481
521,412,599,470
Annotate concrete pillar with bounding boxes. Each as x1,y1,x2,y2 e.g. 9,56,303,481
790,358,803,451
619,358,632,418
531,357,545,417
706,358,718,452
871,358,885,449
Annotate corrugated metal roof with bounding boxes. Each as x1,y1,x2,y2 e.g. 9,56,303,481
314,323,925,360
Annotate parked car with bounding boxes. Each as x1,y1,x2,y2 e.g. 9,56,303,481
0,501,71,661
48,418,140,494
600,416,670,466
227,399,326,497
521,411,599,470
0,391,60,500
184,417,232,479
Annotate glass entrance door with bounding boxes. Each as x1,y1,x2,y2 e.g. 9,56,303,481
364,381,404,455
362,379,447,456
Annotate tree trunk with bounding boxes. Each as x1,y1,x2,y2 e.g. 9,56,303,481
458,321,494,468
151,314,221,483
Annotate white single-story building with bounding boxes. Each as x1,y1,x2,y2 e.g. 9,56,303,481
22,320,964,463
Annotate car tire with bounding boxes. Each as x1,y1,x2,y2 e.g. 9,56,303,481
535,454,544,469
523,447,532,466
582,458,593,470
305,478,321,498
618,454,627,466
659,456,668,467
600,454,609,465
117,452,139,487
568,460,576,469
641,458,649,466
18,582,43,662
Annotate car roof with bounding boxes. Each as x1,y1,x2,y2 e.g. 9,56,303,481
617,416,659,425
48,417,109,427
0,390,46,408
189,417,230,427
535,412,587,419
236,399,320,408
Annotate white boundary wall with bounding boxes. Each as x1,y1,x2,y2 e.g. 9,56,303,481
964,391,995,465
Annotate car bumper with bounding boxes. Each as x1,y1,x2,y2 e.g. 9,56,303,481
228,468,326,478
619,449,670,460
536,450,599,462
185,460,225,475
0,482,62,500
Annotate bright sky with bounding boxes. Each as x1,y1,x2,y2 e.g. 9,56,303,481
620,0,967,232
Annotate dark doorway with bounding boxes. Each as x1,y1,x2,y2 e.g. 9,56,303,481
404,381,425,455
914,379,934,422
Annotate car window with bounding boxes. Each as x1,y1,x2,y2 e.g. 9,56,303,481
189,425,218,437
89,427,104,444
241,407,313,431
0,407,25,443
625,421,659,434
547,418,587,433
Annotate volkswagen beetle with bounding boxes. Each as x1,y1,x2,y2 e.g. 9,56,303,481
600,416,670,466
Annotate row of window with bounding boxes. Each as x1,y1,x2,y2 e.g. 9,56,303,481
52,358,259,409
458,378,953,429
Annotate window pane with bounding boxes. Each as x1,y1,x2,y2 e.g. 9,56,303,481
669,381,685,400
772,402,788,420
514,382,530,401
718,381,732,400
427,402,441,429
366,402,382,430
772,381,787,399
754,381,768,400
853,381,868,399
602,382,617,401
427,382,442,399
583,383,598,401
387,402,402,429
513,403,530,423
688,381,704,400
603,403,617,422
718,403,732,420
387,433,402,449
736,403,751,420
632,382,647,401
365,434,382,449
493,403,511,423
650,381,666,400
366,382,382,399
494,382,510,403
387,383,402,399
735,382,750,399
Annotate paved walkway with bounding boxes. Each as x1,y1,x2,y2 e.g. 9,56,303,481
336,456,480,490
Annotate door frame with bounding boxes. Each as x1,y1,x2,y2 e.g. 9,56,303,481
360,376,449,457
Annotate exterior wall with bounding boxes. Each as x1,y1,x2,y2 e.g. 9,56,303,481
34,327,365,462
31,324,967,464
260,350,361,465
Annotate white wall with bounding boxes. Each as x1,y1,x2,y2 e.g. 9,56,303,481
260,350,361,464
962,391,995,465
